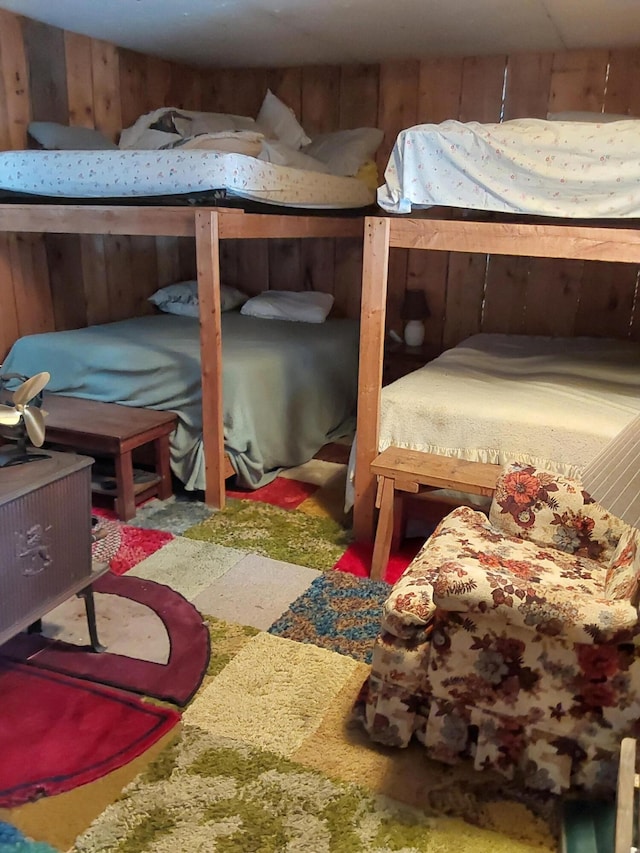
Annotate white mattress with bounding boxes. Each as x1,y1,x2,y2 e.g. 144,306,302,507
378,118,640,217
0,149,374,209
379,333,640,479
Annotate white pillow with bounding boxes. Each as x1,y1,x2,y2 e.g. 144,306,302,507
240,290,334,323
28,121,117,150
256,89,311,150
302,128,384,176
148,281,248,314
546,111,636,122
157,301,199,318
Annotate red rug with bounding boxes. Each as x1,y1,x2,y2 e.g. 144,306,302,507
93,508,174,575
227,477,317,509
0,573,210,706
333,539,424,585
0,661,179,808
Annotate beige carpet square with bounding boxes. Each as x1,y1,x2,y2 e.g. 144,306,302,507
279,458,346,487
184,632,360,756
129,537,246,601
192,553,319,629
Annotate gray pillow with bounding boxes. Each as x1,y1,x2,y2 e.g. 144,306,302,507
28,121,117,150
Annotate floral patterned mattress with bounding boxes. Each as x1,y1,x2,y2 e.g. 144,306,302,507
0,149,373,209
379,332,640,480
378,117,640,216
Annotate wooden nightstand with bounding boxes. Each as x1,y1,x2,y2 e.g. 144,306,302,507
382,341,440,385
42,395,177,521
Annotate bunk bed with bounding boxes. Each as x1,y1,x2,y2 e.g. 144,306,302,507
353,117,640,544
0,204,364,510
0,101,384,506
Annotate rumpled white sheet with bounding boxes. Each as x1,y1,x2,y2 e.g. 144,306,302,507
379,118,640,216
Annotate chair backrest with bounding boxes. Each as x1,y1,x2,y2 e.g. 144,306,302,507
489,462,627,565
605,527,640,606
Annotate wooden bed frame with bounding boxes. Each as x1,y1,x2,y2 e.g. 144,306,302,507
0,204,364,511
353,212,640,544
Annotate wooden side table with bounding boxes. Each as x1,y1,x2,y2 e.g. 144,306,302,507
42,395,177,521
370,447,501,580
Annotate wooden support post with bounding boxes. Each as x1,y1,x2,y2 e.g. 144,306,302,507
615,737,637,853
353,217,390,543
195,210,226,511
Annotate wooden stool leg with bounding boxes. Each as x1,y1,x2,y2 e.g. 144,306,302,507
115,449,136,521
154,435,173,500
391,492,407,550
371,477,395,581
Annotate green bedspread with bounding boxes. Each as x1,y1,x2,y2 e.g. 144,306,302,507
2,312,359,490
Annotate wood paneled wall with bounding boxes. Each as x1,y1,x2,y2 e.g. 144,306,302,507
1,8,640,359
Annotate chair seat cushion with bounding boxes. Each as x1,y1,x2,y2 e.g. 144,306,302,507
385,506,638,644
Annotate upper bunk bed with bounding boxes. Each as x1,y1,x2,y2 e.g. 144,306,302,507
353,116,640,543
0,96,382,212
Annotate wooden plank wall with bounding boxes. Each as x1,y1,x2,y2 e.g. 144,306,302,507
1,8,640,359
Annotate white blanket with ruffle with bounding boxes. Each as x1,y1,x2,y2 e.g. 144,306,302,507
379,333,640,479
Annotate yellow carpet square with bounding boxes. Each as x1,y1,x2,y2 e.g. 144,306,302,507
184,631,360,756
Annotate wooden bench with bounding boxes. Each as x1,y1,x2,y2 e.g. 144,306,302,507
370,447,502,580
42,394,177,521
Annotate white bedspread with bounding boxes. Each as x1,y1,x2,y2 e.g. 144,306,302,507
379,334,640,479
378,118,640,216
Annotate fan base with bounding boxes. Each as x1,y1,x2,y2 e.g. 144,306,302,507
0,447,51,468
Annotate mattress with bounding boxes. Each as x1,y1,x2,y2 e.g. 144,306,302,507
378,118,640,216
377,333,640,480
0,149,374,210
1,312,359,490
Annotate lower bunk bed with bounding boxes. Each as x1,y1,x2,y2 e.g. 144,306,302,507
378,331,640,479
1,311,359,494
0,205,365,509
353,214,640,547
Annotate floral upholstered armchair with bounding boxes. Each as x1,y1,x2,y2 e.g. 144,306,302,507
356,462,640,795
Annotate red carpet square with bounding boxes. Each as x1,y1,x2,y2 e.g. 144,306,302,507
227,476,318,509
0,661,180,808
93,508,174,575
333,539,423,585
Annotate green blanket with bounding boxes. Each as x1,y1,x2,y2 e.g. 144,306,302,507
2,313,359,490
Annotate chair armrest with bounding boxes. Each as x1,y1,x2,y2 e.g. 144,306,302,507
432,564,638,645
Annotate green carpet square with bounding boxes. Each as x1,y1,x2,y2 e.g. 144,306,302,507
182,498,351,571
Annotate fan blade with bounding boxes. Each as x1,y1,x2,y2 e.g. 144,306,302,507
13,371,50,407
0,405,20,426
23,406,46,447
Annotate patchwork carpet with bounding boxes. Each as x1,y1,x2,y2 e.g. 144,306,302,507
0,573,210,705
0,821,58,852
268,570,390,664
94,443,440,583
0,662,180,809
72,626,559,853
